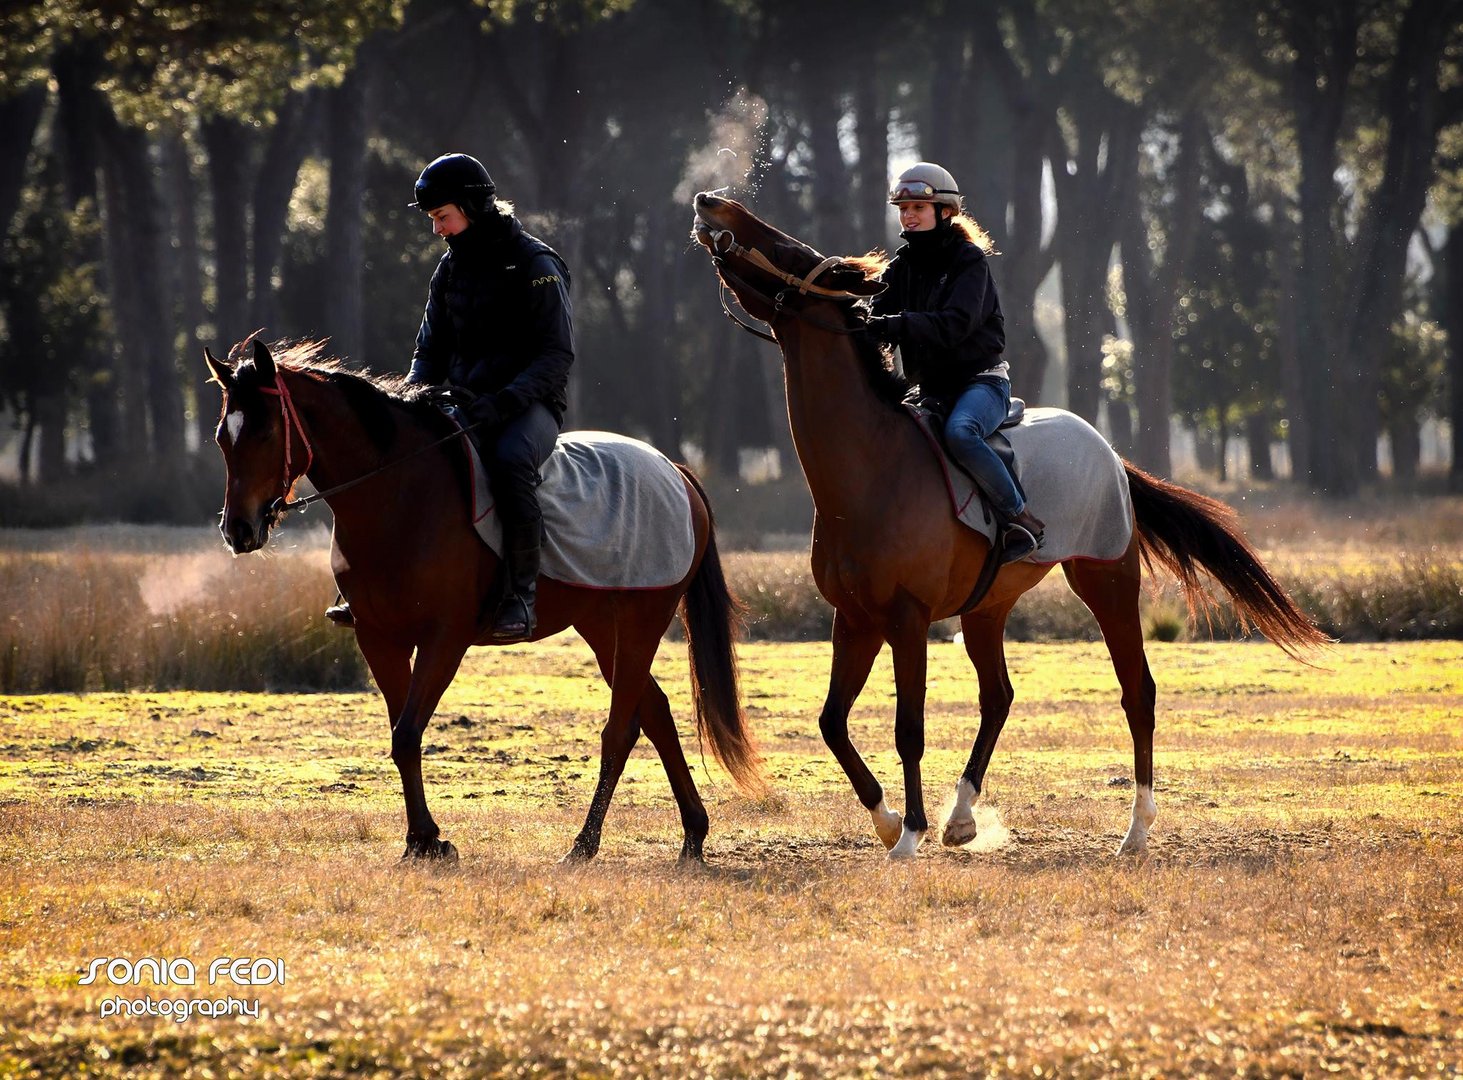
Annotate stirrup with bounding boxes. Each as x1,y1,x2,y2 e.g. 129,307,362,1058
1001,523,1043,564
489,594,536,643
324,602,355,627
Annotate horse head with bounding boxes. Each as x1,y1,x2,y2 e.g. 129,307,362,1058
205,339,299,554
692,192,885,326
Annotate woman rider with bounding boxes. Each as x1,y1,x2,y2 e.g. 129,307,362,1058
325,152,574,640
864,161,1045,561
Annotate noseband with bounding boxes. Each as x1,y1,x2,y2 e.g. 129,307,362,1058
700,226,871,343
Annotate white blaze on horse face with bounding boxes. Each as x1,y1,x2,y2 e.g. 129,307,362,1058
224,410,245,446
1117,784,1158,856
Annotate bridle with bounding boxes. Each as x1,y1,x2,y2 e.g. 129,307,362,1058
699,225,872,344
250,371,482,520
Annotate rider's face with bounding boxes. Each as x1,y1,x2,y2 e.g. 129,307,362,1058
428,203,470,238
897,201,939,232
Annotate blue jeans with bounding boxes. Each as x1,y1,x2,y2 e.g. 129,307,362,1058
944,378,1024,517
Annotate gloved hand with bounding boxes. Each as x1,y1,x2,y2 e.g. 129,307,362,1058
465,393,502,431
865,314,905,344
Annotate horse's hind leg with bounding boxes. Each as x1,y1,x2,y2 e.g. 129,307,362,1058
635,675,711,863
817,612,899,849
1063,548,1158,855
945,601,1018,847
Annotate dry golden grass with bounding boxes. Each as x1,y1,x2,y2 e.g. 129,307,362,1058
2,637,1461,1077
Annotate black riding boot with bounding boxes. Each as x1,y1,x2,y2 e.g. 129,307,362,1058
489,521,541,643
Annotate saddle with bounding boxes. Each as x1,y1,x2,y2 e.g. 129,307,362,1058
906,395,1029,524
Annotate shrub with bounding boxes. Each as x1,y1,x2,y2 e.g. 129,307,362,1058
1,541,366,693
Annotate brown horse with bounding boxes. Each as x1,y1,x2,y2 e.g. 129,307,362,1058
206,338,763,863
692,192,1326,861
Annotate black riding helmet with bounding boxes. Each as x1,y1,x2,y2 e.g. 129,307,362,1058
410,153,495,219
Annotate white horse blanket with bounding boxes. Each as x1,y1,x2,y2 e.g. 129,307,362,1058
460,428,695,589
908,404,1134,565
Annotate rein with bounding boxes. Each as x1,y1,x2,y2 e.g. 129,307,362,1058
701,226,871,343
259,372,480,518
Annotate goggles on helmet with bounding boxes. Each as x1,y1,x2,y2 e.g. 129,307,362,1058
888,180,958,204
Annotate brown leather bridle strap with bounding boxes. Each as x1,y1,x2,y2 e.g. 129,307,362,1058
704,227,868,300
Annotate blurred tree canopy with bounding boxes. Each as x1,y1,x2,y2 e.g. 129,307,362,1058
1,0,1461,526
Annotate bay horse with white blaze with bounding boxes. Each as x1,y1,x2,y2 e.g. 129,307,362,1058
692,192,1326,861
207,339,763,863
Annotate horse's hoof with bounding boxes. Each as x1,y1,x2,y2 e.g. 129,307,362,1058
871,802,903,849
676,851,709,872
401,838,458,862
942,814,978,847
887,826,925,862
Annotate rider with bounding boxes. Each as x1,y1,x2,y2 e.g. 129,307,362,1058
324,153,575,640
864,161,1045,561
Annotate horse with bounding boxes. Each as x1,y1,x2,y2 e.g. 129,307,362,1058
691,191,1327,861
205,338,764,864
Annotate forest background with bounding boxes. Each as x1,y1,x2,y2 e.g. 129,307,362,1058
1,0,1461,532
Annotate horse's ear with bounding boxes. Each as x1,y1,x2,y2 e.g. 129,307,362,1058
252,339,276,381
204,347,233,389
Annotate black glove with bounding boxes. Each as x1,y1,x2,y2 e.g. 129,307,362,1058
865,314,905,344
465,393,502,431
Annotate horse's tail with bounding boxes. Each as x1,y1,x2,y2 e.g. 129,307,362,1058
675,465,767,798
1123,461,1329,659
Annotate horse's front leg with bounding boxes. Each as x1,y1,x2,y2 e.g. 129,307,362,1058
359,628,467,861
887,610,932,861
817,612,899,849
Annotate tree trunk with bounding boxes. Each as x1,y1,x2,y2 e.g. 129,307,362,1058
166,134,212,449
53,43,122,464
1286,1,1359,494
1335,0,1457,491
1245,411,1275,481
972,0,1057,399
1443,223,1463,492
1051,76,1137,423
100,116,184,459
200,116,255,357
1128,109,1202,478
636,204,684,454
325,66,370,366
97,128,149,460
0,83,45,238
802,76,851,254
253,91,321,337
851,65,888,243
1271,193,1306,482
34,392,68,484
1387,412,1420,481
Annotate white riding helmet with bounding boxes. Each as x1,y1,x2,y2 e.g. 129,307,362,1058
888,162,962,210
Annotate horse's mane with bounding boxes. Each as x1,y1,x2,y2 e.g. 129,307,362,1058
846,306,912,409
230,338,450,453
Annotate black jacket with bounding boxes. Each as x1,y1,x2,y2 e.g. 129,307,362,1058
871,227,1005,403
408,212,575,425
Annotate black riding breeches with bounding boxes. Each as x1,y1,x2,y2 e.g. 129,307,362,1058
479,401,559,533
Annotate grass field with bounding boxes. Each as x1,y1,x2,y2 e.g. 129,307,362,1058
2,636,1461,1077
